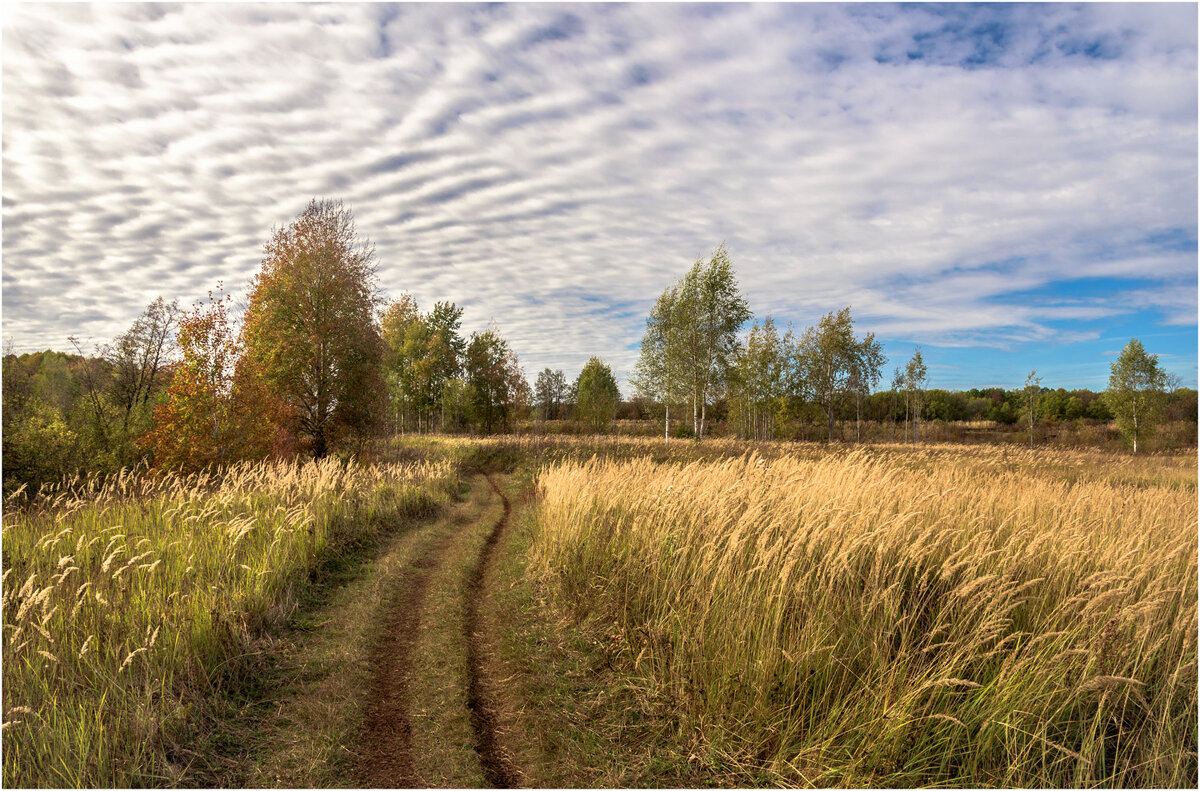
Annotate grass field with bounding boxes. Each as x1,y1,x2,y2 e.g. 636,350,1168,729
3,437,1196,788
1,457,458,787
529,444,1198,787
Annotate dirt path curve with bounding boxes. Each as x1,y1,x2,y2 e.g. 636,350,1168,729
361,518,458,789
465,474,522,788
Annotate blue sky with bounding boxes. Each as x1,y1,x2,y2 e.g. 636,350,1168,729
3,2,1197,391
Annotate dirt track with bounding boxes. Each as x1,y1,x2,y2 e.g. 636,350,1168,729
465,475,521,788
361,473,518,788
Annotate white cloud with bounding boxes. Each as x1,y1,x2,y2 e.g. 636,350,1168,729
2,2,1196,388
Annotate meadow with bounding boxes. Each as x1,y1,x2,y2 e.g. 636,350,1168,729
529,444,1198,787
2,436,1196,788
1,457,458,787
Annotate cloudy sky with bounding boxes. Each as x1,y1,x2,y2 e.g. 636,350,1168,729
3,2,1197,390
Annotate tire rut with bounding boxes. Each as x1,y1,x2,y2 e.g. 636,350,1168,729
465,475,521,788
361,524,456,788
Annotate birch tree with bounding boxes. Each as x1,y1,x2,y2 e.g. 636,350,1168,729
1104,338,1167,453
904,347,928,443
1024,369,1042,448
730,317,789,440
848,331,885,443
797,307,880,443
675,244,752,440
633,283,683,441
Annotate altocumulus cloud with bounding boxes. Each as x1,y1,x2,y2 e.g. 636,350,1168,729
2,2,1196,386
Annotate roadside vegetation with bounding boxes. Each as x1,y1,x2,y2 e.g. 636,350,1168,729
1,458,457,787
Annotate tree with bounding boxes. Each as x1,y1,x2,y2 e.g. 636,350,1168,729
380,295,466,433
105,297,180,433
534,368,567,423
440,377,471,432
65,297,181,469
904,348,928,442
380,294,422,432
140,292,279,470
729,317,789,440
634,283,684,442
889,366,904,442
504,348,531,427
240,198,385,458
1024,370,1042,448
797,307,865,443
848,331,885,443
1104,338,1167,453
674,244,752,439
465,326,525,434
426,301,467,428
575,357,621,433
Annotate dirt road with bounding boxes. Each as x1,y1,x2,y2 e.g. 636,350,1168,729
362,472,520,788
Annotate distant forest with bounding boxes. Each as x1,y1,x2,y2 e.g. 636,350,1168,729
4,200,1196,495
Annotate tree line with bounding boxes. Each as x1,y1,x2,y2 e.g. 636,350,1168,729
3,214,1194,494
630,243,1192,451
632,244,928,444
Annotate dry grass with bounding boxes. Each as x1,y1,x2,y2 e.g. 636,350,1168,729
531,445,1198,787
1,457,458,787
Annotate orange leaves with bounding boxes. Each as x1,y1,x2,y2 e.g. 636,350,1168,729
140,291,289,471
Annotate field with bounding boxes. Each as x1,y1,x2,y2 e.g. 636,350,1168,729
530,445,1197,786
2,437,1196,788
1,458,458,787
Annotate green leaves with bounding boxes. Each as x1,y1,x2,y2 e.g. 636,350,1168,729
1105,338,1168,453
575,357,620,433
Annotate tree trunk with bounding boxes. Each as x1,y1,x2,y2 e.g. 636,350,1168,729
700,399,707,440
664,401,670,443
856,392,862,443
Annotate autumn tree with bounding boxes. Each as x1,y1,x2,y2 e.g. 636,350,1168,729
1104,338,1167,453
575,357,620,433
140,291,277,470
240,199,385,458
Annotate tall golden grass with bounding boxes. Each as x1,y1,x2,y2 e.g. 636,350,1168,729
532,446,1197,786
1,457,458,787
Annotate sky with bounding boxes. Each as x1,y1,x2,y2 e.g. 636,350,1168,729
3,2,1197,392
